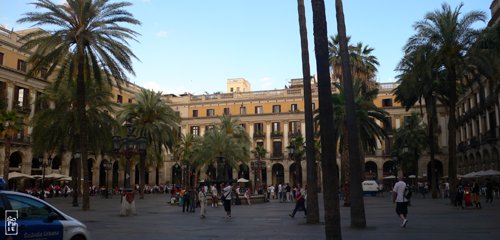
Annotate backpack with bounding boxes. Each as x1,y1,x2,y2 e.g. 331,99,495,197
404,185,412,199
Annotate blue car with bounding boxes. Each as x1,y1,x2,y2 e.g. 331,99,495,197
0,178,90,240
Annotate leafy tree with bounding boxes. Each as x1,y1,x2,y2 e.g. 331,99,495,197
19,0,141,210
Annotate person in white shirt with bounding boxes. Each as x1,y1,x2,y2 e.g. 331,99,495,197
211,185,218,207
198,186,208,218
222,183,233,218
392,176,409,228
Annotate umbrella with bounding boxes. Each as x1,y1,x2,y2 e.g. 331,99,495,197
8,172,34,179
383,175,396,179
476,169,500,177
462,171,480,178
44,173,70,179
237,178,249,183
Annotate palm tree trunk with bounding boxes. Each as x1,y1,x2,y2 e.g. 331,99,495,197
341,129,350,207
448,71,458,204
3,139,10,182
139,151,146,199
297,0,319,224
335,0,366,228
77,45,90,211
425,97,438,198
311,0,342,238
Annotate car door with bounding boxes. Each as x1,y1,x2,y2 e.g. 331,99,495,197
4,194,64,240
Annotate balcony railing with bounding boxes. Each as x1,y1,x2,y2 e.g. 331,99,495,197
271,131,283,138
253,131,265,139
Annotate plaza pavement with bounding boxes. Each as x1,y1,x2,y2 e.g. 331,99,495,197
45,193,500,240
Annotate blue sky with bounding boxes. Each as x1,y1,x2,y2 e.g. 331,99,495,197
0,0,492,95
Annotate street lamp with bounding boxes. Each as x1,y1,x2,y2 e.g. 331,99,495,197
39,157,52,200
112,122,147,189
103,160,112,198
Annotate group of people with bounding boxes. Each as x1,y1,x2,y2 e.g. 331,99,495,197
25,184,72,199
454,178,497,209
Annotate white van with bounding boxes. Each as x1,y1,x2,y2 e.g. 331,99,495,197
362,180,380,196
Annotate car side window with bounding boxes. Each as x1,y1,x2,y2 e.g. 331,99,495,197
6,195,52,220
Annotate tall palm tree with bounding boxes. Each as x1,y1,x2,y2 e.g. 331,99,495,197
392,113,428,178
311,0,342,238
117,89,179,198
31,78,119,206
175,133,201,187
394,46,443,198
404,3,486,202
334,0,366,229
18,0,140,210
297,0,319,224
1,111,24,182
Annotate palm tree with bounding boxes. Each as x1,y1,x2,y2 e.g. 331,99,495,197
288,134,306,186
394,46,443,198
297,0,319,224
334,0,366,229
192,116,250,183
174,133,201,187
404,3,486,201
1,111,24,182
252,144,267,191
392,113,428,178
317,80,388,206
311,0,342,238
18,0,140,210
117,89,179,199
329,35,379,91
31,78,119,206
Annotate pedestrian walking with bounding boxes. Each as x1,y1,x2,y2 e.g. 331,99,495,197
485,179,493,203
392,176,409,228
189,187,197,212
472,180,482,209
289,186,307,218
211,185,218,207
198,186,208,218
221,182,233,218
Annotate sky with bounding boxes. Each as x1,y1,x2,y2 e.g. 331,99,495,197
0,0,493,95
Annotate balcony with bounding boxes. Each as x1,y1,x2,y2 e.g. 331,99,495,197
270,153,284,160
253,131,265,139
271,131,283,138
15,105,31,114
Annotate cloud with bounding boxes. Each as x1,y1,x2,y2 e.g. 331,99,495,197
155,30,168,38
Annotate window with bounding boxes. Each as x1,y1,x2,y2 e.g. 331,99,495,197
117,95,123,104
382,98,393,107
207,109,215,117
6,195,59,220
312,103,315,110
254,123,264,137
272,122,280,132
191,126,200,136
128,98,133,104
255,106,263,114
385,117,392,132
272,105,281,113
240,106,246,115
272,141,283,158
230,87,234,92
39,68,48,79
224,107,230,115
17,60,27,72
0,52,4,65
193,110,198,117
289,121,300,134
14,87,29,108
291,104,298,112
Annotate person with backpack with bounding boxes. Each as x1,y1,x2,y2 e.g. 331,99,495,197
393,176,410,228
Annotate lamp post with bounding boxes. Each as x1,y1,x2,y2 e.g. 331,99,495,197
39,157,52,200
103,160,112,199
112,122,147,190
